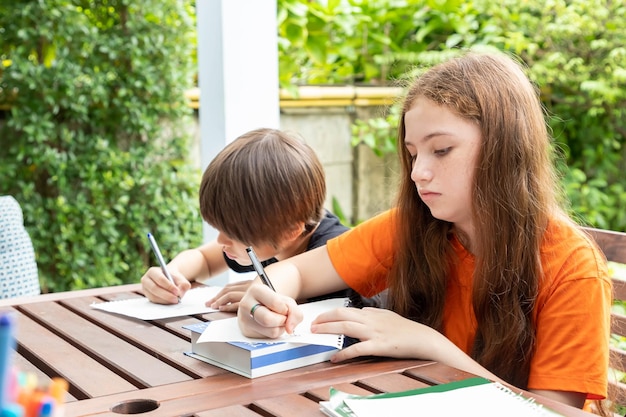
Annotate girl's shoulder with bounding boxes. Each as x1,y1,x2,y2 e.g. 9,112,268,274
542,216,599,254
540,216,611,288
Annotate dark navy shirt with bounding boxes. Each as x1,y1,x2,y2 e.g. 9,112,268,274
223,210,349,273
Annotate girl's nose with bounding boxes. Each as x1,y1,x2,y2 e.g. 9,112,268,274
410,158,433,183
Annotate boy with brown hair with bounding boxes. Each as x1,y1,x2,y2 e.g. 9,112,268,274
141,128,351,310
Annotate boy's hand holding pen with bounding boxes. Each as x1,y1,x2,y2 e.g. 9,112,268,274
146,233,184,304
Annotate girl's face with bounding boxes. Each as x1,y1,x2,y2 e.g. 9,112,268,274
404,97,481,236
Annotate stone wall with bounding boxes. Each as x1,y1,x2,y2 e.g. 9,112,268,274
280,106,355,223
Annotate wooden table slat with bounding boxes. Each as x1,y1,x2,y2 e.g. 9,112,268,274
356,372,431,393
59,296,226,379
195,404,262,417
12,311,137,399
305,382,373,402
0,284,143,307
404,361,476,385
153,315,206,339
18,300,193,388
252,393,324,417
12,352,77,402
63,359,426,416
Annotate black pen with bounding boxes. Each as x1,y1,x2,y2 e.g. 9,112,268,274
246,247,276,292
147,232,181,303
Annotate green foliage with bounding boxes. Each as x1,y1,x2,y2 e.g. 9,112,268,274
331,196,350,227
351,106,399,157
481,0,626,230
286,0,626,231
277,0,499,89
0,0,202,292
2,0,625,291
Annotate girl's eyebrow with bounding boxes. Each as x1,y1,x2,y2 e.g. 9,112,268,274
405,130,454,146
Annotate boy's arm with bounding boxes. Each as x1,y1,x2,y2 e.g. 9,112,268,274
168,240,228,282
285,245,348,300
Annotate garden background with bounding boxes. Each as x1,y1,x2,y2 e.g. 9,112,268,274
1,0,625,293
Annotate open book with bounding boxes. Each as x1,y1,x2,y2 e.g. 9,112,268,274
184,297,347,378
319,377,564,417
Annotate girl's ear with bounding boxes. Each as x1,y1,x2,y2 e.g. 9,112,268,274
283,222,306,242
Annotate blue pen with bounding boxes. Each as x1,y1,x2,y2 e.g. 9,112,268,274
147,233,181,303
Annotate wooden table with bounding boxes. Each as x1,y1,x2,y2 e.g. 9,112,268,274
0,284,593,416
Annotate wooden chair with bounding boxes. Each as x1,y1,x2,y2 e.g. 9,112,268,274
581,226,626,407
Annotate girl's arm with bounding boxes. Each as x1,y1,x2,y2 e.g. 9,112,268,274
312,307,587,409
237,245,348,337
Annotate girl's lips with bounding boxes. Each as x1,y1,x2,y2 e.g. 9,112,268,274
419,191,440,202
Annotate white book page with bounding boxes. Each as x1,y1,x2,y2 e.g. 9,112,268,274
197,297,347,348
90,286,222,320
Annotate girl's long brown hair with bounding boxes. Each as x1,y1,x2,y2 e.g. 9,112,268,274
387,52,560,389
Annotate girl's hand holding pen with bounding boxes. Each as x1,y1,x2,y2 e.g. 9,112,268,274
238,284,303,338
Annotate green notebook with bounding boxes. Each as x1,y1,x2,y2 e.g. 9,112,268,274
319,377,564,417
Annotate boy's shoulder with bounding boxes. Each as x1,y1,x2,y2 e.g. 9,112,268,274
307,211,350,250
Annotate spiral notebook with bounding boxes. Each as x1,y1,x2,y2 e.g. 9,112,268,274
320,377,564,417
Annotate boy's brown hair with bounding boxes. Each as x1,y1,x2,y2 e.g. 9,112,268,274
199,128,326,247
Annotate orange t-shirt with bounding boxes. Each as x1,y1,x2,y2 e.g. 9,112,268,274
326,209,612,400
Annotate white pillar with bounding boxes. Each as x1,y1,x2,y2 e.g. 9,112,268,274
196,0,279,285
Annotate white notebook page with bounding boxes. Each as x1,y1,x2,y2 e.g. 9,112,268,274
90,286,222,320
343,382,563,417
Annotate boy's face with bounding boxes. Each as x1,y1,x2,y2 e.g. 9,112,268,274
217,232,278,265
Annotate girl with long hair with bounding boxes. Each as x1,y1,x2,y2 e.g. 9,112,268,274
237,52,612,413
